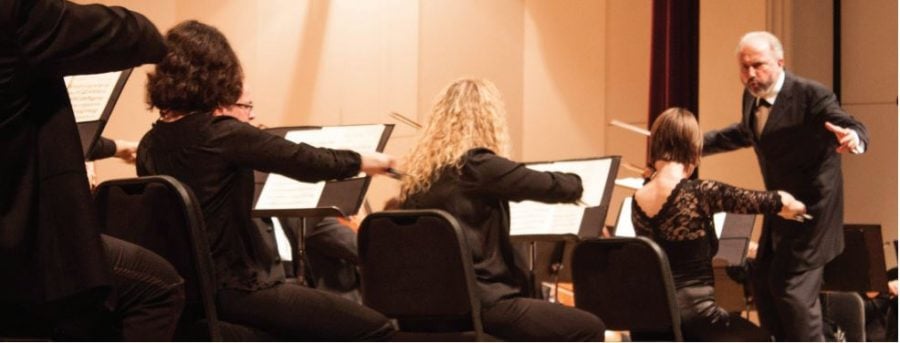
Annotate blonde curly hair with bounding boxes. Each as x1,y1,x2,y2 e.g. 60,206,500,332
399,78,511,201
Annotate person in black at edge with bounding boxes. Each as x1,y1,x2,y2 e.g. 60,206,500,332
0,0,185,340
136,20,396,340
398,78,606,341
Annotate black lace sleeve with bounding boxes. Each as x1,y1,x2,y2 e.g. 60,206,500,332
696,180,782,215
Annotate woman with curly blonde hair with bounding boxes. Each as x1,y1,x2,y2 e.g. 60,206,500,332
399,78,606,341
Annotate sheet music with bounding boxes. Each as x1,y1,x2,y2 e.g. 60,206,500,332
615,177,644,190
65,71,122,123
271,218,294,261
254,124,386,211
713,212,726,238
527,159,613,207
255,173,324,210
614,197,636,237
284,125,384,153
509,201,585,236
509,158,615,237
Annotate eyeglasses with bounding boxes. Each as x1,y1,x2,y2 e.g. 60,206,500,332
234,102,254,111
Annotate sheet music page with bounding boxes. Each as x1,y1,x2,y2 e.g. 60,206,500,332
286,125,385,152
614,197,636,237
255,125,385,211
509,202,586,236
66,71,122,123
615,177,644,191
528,159,612,207
509,158,614,236
271,218,294,261
713,212,726,238
255,173,324,210
509,200,555,235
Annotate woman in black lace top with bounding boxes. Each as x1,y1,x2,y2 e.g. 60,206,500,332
632,107,807,341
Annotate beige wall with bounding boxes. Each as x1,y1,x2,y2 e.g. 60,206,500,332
840,0,898,268
84,1,895,256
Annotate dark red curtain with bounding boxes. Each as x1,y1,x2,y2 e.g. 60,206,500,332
648,0,699,125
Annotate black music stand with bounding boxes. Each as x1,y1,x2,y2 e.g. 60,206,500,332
713,213,756,267
251,124,393,286
70,69,133,158
823,224,889,293
508,156,621,299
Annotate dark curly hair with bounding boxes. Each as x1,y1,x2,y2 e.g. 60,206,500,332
146,20,243,114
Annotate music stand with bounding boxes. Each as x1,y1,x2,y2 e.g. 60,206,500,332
508,156,621,298
823,224,889,293
251,124,393,285
68,69,133,158
713,213,756,267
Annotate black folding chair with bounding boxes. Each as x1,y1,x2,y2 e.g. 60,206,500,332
95,176,273,341
572,237,683,341
821,291,866,342
358,209,492,341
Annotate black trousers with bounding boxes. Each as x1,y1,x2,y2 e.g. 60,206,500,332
104,235,186,340
482,297,606,341
305,217,361,301
753,252,825,341
217,283,395,340
0,235,185,341
676,285,770,341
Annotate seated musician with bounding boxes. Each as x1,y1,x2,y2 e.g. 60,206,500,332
212,88,363,301
631,107,807,341
136,20,396,340
397,78,606,341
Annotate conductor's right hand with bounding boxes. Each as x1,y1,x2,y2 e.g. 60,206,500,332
776,191,807,221
360,152,396,176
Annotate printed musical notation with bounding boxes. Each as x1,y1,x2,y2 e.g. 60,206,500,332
65,71,123,123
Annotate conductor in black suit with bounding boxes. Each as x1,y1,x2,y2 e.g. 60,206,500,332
703,31,869,341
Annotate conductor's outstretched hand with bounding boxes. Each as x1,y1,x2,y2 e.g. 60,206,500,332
825,121,861,154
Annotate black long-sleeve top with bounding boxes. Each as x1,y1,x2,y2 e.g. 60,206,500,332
87,136,116,161
400,148,582,305
1,0,165,304
631,179,782,289
137,113,361,291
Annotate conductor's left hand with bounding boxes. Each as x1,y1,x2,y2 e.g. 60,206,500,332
825,121,861,154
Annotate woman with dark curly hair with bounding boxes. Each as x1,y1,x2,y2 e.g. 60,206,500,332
136,20,395,340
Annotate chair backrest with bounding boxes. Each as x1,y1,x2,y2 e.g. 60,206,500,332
358,210,485,339
572,237,683,341
821,291,866,342
94,176,222,341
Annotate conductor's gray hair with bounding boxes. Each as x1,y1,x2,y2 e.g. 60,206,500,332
737,31,784,60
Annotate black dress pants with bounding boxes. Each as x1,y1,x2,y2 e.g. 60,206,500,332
482,297,606,341
104,235,186,340
676,285,770,341
753,251,825,341
0,235,185,341
217,283,395,340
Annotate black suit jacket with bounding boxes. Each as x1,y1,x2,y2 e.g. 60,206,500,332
703,72,869,271
0,0,164,304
